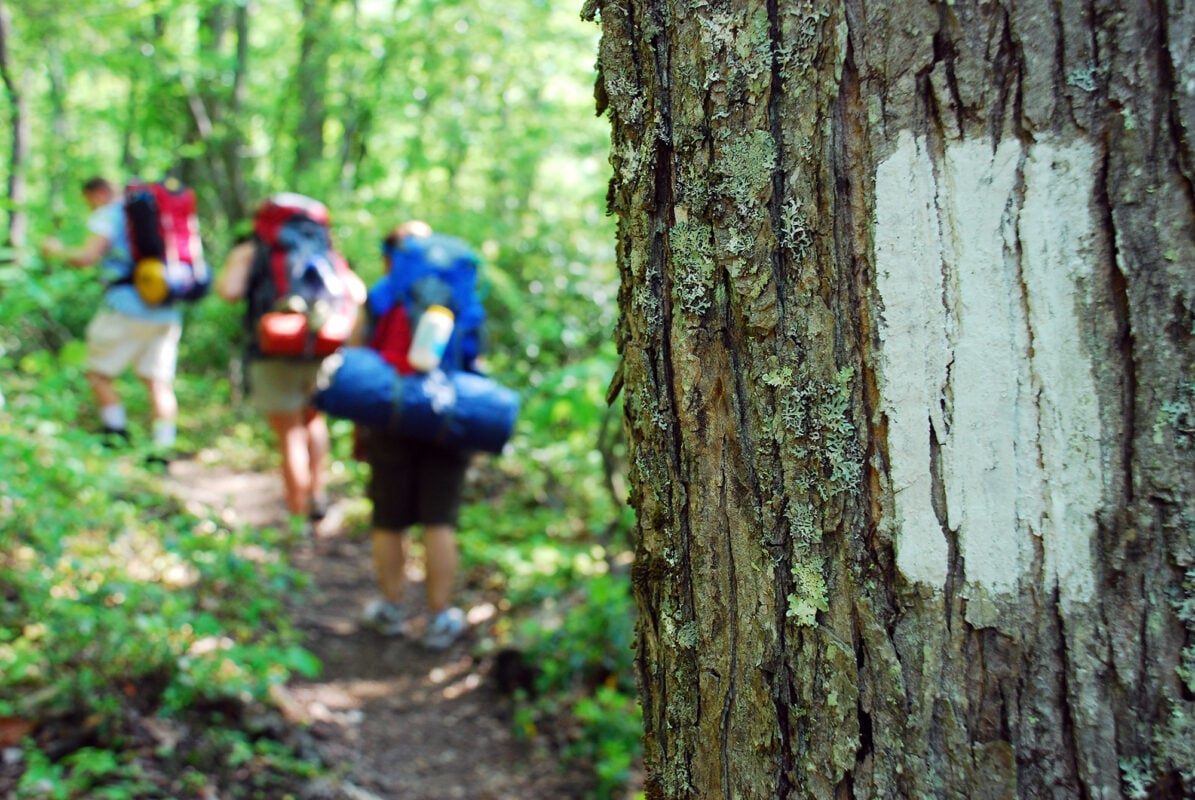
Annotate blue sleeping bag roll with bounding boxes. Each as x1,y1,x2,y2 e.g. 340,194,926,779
313,347,520,454
313,347,398,428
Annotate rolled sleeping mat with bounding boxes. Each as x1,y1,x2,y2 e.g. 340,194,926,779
312,347,399,428
313,347,520,454
396,368,521,455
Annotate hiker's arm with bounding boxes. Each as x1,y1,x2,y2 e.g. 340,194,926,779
40,233,110,268
216,241,255,302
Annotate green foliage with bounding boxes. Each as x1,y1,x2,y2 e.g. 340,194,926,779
16,746,160,800
0,260,100,359
568,686,644,799
0,357,322,794
467,506,640,800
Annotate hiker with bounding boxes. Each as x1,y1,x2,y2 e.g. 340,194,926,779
357,221,488,650
39,176,191,462
216,194,365,531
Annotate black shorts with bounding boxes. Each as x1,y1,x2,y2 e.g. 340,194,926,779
366,430,470,530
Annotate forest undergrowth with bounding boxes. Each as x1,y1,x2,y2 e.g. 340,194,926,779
0,341,641,799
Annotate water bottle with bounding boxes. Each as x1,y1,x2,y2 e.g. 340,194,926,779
408,305,455,372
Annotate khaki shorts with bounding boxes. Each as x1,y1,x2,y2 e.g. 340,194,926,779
246,359,324,414
86,308,181,383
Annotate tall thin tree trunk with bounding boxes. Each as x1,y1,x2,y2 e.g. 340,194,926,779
0,0,28,250
294,0,330,179
598,0,1195,797
185,0,252,223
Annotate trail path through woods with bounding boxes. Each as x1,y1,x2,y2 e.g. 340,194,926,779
166,454,593,800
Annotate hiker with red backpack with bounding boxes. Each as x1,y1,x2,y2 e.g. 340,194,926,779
216,193,365,532
40,176,207,464
353,221,492,649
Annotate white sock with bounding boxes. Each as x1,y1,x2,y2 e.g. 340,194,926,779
100,404,127,431
152,419,176,448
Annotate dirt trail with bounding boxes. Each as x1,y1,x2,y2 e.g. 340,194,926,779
166,456,592,800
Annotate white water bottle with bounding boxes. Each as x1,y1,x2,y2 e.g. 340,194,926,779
408,304,455,372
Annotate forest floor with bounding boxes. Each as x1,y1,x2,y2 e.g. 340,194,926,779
165,453,597,800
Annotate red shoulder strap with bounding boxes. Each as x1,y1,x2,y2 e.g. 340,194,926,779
370,305,414,374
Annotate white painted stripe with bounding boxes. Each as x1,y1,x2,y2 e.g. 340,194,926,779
874,131,951,588
874,132,1103,603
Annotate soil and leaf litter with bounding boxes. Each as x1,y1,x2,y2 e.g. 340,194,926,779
148,445,594,798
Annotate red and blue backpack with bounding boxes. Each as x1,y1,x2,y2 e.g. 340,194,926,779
244,193,358,359
366,232,486,374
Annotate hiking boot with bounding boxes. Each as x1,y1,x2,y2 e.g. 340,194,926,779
422,607,466,651
309,495,329,522
362,598,407,637
145,452,173,469
100,426,131,448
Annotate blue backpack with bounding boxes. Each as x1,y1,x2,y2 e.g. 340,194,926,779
369,233,486,371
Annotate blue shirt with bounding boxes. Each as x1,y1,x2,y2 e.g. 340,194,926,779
88,201,182,324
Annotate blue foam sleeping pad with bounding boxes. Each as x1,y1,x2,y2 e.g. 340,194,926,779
312,346,519,454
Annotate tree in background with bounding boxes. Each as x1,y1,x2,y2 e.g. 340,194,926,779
597,0,1195,797
0,0,27,249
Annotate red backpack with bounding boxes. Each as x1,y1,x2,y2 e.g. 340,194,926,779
122,178,209,305
245,193,357,359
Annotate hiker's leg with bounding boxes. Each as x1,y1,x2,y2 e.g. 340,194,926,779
135,321,181,448
84,311,130,423
139,378,178,422
267,410,310,516
86,370,121,409
422,524,458,615
139,378,178,451
304,409,329,508
371,528,409,604
414,443,469,615
84,314,129,432
86,369,128,435
367,430,416,603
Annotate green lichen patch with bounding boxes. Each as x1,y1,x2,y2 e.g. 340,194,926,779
780,196,814,262
718,130,777,221
762,363,862,501
669,220,716,316
1152,381,1195,447
787,502,818,546
787,551,829,627
730,9,773,91
777,3,832,72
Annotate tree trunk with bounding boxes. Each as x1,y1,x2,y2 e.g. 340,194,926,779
0,0,28,249
185,0,252,224
294,0,330,178
595,0,1195,797
45,43,69,229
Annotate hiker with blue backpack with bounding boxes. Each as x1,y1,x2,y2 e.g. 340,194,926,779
40,176,208,464
216,193,365,532
352,221,492,649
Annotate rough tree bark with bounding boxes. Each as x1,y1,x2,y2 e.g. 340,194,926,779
593,1,1195,797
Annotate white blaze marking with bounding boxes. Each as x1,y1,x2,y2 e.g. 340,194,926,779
874,131,951,588
874,132,1102,603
